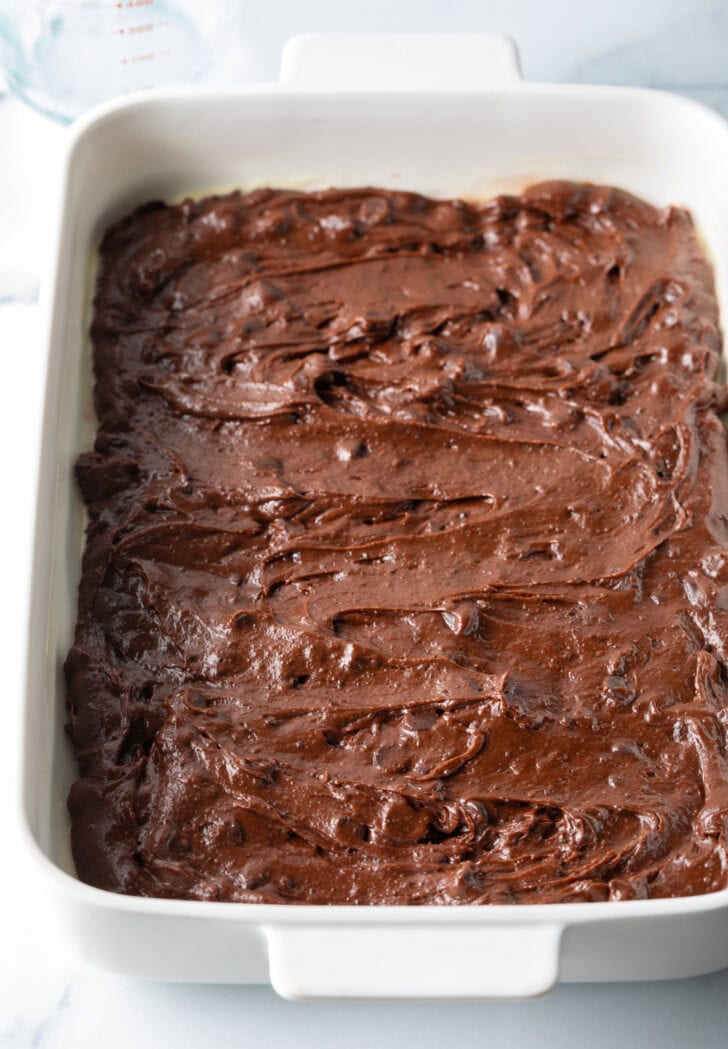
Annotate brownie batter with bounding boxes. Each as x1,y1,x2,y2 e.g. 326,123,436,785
66,181,728,903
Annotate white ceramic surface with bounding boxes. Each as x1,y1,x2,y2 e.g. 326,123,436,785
19,31,728,1002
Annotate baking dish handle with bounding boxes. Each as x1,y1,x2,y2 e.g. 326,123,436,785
265,922,562,1000
279,32,522,91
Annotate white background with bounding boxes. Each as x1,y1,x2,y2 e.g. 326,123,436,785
3,1,728,1045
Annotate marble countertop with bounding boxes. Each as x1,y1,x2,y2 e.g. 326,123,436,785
3,2,728,1044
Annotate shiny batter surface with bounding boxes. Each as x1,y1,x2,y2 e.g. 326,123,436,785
66,181,728,903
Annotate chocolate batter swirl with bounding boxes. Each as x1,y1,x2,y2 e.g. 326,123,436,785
66,181,728,903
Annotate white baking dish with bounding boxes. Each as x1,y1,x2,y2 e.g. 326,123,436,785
21,32,728,999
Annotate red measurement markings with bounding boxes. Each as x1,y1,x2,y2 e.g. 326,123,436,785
120,47,171,65
117,1,154,8
119,19,168,34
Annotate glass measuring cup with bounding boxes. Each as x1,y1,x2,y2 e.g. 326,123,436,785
0,0,238,123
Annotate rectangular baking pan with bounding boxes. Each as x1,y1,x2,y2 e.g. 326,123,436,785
21,32,728,999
